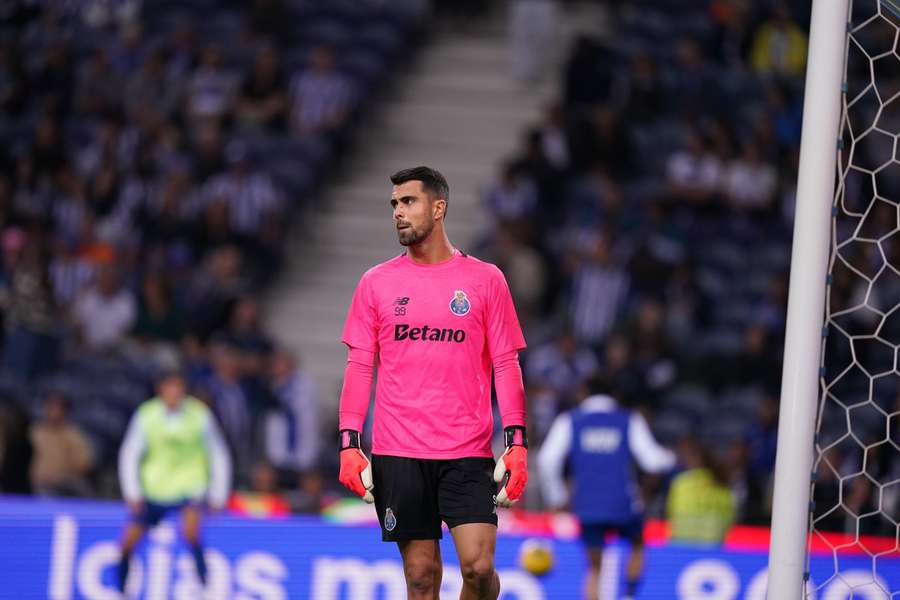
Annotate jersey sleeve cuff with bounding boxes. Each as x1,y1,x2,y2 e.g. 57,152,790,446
338,412,366,432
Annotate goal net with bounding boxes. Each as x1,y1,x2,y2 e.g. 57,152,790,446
812,0,900,596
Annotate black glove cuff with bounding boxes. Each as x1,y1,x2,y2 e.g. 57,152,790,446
503,425,528,449
339,429,361,450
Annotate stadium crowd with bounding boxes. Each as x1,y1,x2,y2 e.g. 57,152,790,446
0,0,896,543
0,0,423,503
484,0,897,538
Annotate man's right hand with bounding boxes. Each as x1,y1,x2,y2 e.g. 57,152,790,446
338,448,374,503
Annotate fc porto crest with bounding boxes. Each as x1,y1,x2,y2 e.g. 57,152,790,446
449,290,471,316
384,508,397,531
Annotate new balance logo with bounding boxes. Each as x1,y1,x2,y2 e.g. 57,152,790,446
394,323,466,343
394,297,410,316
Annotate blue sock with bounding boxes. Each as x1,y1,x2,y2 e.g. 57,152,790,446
117,551,131,592
191,544,207,584
625,577,640,597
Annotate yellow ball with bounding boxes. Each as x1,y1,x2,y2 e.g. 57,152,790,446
518,538,554,576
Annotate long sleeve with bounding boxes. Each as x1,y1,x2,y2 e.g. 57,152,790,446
493,349,526,428
205,417,232,508
537,412,573,509
628,412,676,473
338,347,375,431
118,413,145,503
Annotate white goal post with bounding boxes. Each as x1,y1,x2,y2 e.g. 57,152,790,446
767,0,850,598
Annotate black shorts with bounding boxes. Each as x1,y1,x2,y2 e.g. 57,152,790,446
371,454,498,541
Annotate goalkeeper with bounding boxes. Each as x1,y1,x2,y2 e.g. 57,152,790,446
116,372,231,593
338,166,529,600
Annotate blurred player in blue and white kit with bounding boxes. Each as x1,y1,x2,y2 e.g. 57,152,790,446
116,372,232,595
538,374,675,600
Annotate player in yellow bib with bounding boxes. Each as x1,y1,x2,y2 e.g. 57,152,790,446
116,372,231,594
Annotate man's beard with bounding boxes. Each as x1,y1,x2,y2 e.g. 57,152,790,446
397,221,433,246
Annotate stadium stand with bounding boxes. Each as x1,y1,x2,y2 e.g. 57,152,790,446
0,0,426,493
484,0,899,534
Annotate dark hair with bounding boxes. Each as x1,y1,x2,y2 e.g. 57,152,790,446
157,370,186,385
584,370,615,398
45,391,69,410
390,166,450,204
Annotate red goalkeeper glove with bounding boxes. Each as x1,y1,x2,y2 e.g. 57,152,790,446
494,426,528,508
338,430,374,503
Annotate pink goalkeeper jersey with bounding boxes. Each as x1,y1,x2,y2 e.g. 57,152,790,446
341,250,527,459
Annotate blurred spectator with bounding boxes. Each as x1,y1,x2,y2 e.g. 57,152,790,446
289,46,354,135
185,245,248,339
766,84,802,150
0,226,23,286
204,143,282,238
190,121,226,184
2,240,60,380
722,324,782,391
33,41,75,116
513,129,564,226
236,46,287,132
723,438,765,525
223,297,273,386
746,393,779,477
80,0,141,33
72,264,136,351
707,0,755,69
666,438,735,544
569,106,633,177
598,333,643,406
287,470,326,514
568,234,629,347
185,44,238,123
484,162,538,230
0,403,33,494
627,299,678,406
0,41,30,117
750,6,808,78
227,461,290,518
564,36,615,107
526,330,598,402
29,392,93,496
165,21,198,81
537,104,570,171
132,273,182,343
721,141,778,213
669,39,719,117
662,262,709,346
203,341,253,478
509,0,559,82
125,48,180,121
130,273,183,369
618,52,664,124
264,349,320,473
665,129,722,205
490,228,546,331
28,116,67,181
75,48,124,118
51,165,89,243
